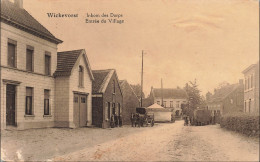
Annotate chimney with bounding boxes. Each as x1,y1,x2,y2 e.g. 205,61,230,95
14,0,23,8
239,79,243,85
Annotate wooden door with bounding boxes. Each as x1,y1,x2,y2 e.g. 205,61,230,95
73,94,80,127
79,95,87,127
6,84,16,126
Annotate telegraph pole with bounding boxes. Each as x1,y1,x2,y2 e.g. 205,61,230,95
141,50,144,107
161,78,164,107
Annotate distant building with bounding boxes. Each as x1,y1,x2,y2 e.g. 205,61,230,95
242,62,259,113
119,80,140,125
147,87,187,116
92,69,123,128
207,80,244,115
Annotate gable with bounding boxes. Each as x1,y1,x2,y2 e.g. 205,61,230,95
54,49,94,80
92,69,122,96
70,53,94,81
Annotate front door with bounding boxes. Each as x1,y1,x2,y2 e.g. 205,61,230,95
6,84,16,126
79,96,87,127
73,94,87,128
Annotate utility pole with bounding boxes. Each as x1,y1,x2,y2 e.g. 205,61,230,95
161,78,164,107
141,50,144,107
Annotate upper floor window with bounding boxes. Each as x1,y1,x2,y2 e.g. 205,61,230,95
8,39,17,68
79,66,84,87
45,52,51,75
26,45,34,72
251,75,254,88
112,80,116,93
248,76,251,89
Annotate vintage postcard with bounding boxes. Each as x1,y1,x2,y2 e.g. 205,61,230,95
0,0,259,161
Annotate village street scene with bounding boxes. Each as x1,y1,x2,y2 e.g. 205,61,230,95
0,0,259,161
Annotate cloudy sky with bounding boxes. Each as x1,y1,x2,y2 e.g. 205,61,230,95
23,0,259,96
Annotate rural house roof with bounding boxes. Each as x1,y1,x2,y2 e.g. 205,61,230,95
152,88,187,99
92,69,123,94
1,0,62,44
54,49,94,80
119,80,140,101
242,61,259,74
208,83,243,103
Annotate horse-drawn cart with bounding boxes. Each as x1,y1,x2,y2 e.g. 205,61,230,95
131,107,154,127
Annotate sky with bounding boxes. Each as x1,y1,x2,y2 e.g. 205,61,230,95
23,0,259,96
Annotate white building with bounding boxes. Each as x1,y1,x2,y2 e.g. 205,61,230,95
148,87,187,116
242,61,259,113
0,0,93,130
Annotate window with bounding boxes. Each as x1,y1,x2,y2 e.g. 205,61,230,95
81,97,86,103
249,99,251,113
108,102,111,119
118,103,121,115
8,40,16,67
45,53,51,75
74,96,78,103
79,66,84,87
113,80,116,93
44,89,50,115
170,101,173,108
245,78,247,90
244,101,247,112
247,77,250,89
157,101,160,105
176,101,180,108
26,46,34,71
25,87,33,115
251,75,254,88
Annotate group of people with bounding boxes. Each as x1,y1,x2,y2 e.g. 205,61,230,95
110,113,122,128
183,115,192,126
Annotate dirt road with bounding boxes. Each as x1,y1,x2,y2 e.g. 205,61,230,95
1,121,259,161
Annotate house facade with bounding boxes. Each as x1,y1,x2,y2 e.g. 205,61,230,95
148,87,187,116
119,80,140,125
54,49,94,128
92,69,123,128
242,62,259,113
207,80,244,115
1,0,62,129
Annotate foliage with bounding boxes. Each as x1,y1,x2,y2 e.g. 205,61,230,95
183,79,203,116
130,84,145,99
220,112,259,137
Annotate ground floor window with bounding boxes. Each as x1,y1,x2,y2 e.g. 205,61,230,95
25,87,33,115
44,89,50,115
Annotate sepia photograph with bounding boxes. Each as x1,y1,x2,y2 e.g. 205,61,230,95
0,0,259,161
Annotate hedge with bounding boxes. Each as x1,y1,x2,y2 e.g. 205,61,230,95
220,112,259,137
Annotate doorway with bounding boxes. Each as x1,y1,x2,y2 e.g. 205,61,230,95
73,94,87,127
6,84,16,126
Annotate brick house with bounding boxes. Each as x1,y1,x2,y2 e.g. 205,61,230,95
147,87,187,116
0,0,62,129
54,49,94,128
242,61,259,113
207,80,244,115
119,80,140,125
92,69,123,128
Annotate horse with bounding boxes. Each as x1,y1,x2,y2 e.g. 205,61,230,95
131,113,141,127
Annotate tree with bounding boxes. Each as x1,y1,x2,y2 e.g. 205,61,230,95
130,84,145,99
183,79,203,116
